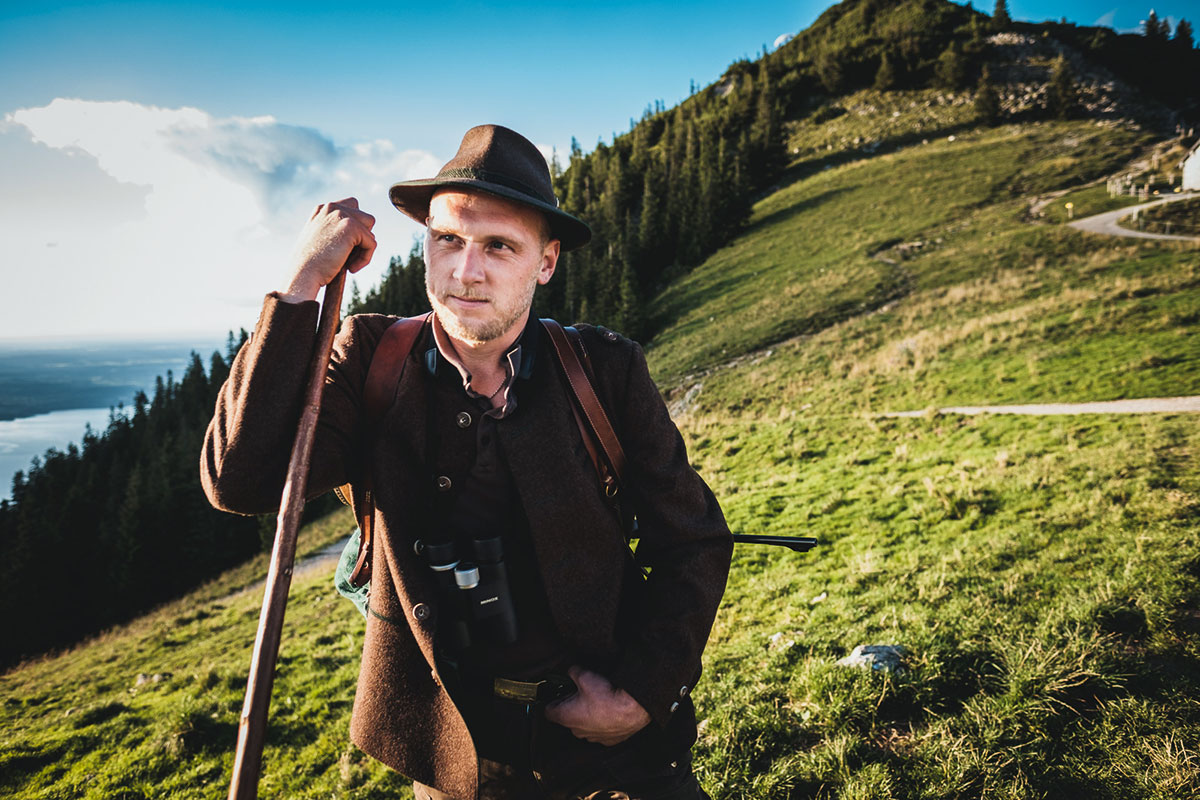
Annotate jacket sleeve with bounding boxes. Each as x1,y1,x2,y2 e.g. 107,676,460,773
200,293,383,515
599,334,733,727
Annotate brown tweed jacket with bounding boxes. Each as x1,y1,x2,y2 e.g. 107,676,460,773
201,294,732,799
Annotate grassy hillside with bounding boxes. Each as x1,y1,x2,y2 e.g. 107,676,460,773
0,508,385,799
4,108,1199,799
651,112,1200,797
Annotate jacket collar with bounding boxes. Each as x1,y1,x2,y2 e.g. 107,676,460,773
423,312,540,384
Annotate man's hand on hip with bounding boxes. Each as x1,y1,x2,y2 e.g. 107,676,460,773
279,198,378,303
544,665,651,746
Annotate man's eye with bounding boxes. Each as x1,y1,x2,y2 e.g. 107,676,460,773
489,241,510,251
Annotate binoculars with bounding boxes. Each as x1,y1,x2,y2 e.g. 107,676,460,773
424,536,518,650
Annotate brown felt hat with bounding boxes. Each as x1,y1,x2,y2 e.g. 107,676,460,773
389,124,592,252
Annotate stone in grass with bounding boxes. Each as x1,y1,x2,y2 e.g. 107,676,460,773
133,672,173,687
768,631,798,652
836,644,906,674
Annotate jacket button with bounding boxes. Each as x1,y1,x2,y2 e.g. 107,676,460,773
669,701,680,713
436,475,452,491
412,603,432,621
456,411,472,428
679,685,690,697
603,329,618,342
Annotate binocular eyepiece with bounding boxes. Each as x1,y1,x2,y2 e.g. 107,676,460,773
424,536,518,650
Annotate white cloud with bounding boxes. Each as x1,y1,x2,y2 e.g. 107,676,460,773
1093,9,1117,29
2,98,440,339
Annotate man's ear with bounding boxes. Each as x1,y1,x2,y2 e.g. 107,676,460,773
537,239,561,285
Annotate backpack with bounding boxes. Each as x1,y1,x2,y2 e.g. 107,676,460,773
333,314,628,617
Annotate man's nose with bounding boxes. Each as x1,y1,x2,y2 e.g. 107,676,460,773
452,245,486,284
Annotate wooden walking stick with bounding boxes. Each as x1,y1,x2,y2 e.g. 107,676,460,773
227,265,349,800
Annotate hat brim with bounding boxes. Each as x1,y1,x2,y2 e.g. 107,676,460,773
389,178,592,252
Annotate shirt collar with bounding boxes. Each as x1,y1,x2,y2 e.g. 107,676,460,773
424,313,540,413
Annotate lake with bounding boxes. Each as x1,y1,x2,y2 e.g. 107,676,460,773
0,337,225,421
0,407,116,499
0,338,223,500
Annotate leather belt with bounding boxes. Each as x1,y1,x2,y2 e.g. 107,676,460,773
493,674,577,705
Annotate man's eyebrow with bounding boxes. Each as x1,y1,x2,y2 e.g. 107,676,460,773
488,232,523,249
431,224,523,250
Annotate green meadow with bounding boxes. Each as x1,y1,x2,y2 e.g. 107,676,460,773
3,111,1198,798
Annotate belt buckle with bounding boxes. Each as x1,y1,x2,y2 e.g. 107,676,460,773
493,674,577,705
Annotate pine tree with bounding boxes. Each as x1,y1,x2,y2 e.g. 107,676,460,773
992,0,1011,31
751,59,784,183
727,128,753,236
1144,10,1168,41
969,12,988,46
975,65,1001,125
696,122,720,255
636,160,666,280
816,52,846,95
1174,19,1194,49
676,122,702,266
1046,54,1078,120
874,51,897,90
614,257,643,339
934,42,967,90
348,240,430,317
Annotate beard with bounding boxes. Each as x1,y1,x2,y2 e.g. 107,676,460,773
425,273,539,346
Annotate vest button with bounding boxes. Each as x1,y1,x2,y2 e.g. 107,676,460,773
456,411,473,428
412,603,432,621
436,475,452,491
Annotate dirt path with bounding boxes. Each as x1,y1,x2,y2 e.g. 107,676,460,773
881,395,1200,418
221,535,352,603
1068,192,1200,242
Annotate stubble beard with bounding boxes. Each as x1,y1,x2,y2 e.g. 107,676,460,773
426,273,539,346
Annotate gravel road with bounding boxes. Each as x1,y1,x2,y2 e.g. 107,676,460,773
1068,192,1200,242
882,395,1200,418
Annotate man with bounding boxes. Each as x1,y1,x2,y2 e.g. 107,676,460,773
202,125,732,799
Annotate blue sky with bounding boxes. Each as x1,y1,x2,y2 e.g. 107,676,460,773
1,0,1195,340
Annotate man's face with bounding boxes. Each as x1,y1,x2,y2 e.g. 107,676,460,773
425,189,559,347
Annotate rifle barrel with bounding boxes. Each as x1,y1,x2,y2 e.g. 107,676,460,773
731,534,818,552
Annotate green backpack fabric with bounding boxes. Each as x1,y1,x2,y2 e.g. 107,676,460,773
334,527,369,618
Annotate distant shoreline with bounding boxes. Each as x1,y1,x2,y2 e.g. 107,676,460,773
0,337,223,423
0,407,117,500
0,398,137,424
0,337,223,500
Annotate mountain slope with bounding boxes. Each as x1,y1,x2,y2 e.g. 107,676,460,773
3,1,1199,797
4,109,1197,798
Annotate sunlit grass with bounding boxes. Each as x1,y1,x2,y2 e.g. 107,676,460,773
3,106,1199,798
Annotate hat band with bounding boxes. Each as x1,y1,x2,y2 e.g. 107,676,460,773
437,167,559,208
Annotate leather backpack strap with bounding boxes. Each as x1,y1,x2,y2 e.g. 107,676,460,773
541,319,627,497
364,313,431,424
346,312,431,587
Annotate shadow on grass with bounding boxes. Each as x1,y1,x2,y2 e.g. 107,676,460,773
265,716,324,750
742,186,855,236
72,700,132,729
780,120,983,187
0,742,66,789
1037,771,1135,800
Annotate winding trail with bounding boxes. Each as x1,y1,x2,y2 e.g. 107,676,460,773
1068,191,1200,242
221,535,352,603
881,395,1200,418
